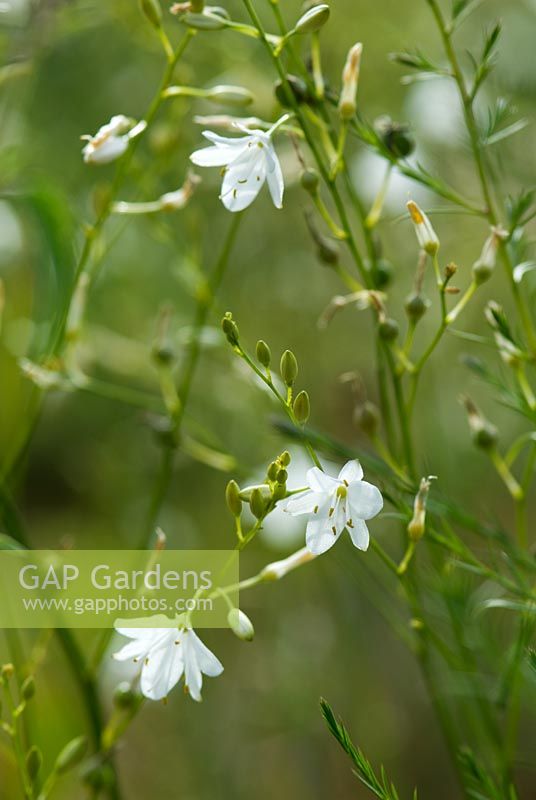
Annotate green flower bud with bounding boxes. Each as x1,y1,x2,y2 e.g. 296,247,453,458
250,487,266,520
140,0,162,28
279,450,291,467
227,608,255,641
405,293,428,322
267,461,279,481
113,682,137,710
293,390,310,423
182,6,229,30
300,168,320,195
205,85,254,107
354,401,379,436
225,480,242,517
472,261,493,286
274,74,310,108
317,237,340,266
256,339,271,368
26,746,42,782
152,342,175,366
221,312,239,346
473,423,498,451
276,468,288,485
280,350,298,386
55,736,88,775
378,318,399,342
294,3,330,34
371,258,393,289
1,664,14,681
21,675,35,701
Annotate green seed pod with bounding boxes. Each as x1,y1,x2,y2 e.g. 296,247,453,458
473,422,498,451
378,318,399,342
280,350,298,386
472,261,493,286
250,487,266,520
55,736,88,775
300,168,320,195
293,390,310,424
375,116,415,159
294,3,330,34
317,237,340,266
140,0,162,28
256,339,271,368
152,342,175,366
183,7,229,30
221,313,239,346
227,608,254,641
225,480,242,517
21,675,35,701
354,401,379,436
274,74,310,107
113,682,137,710
405,293,428,322
279,450,291,467
205,85,254,107
82,762,115,791
26,746,42,782
371,258,393,289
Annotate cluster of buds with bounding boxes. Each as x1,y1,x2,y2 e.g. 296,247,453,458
225,451,292,539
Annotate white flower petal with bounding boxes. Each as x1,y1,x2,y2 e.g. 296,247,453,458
220,147,266,212
306,466,339,494
285,490,326,516
348,518,370,551
347,480,384,520
83,136,128,165
265,149,284,209
187,630,224,677
305,516,340,555
338,460,363,485
140,634,184,701
202,130,249,147
190,145,237,167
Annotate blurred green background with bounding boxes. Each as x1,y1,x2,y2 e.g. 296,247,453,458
1,0,536,797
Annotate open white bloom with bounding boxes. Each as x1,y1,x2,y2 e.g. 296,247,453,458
114,623,223,702
81,115,146,165
190,121,284,212
285,460,383,555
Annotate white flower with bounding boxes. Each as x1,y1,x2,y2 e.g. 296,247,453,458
285,460,383,555
190,122,285,212
81,115,146,165
114,623,223,702
407,200,439,256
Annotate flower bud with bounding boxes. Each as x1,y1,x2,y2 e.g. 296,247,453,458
274,74,310,107
113,682,138,710
26,746,42,782
261,547,315,581
294,3,330,34
250,487,266,519
354,401,379,436
221,312,239,346
256,339,271,368
407,200,439,256
205,85,254,107
300,167,320,195
267,461,279,481
338,43,362,120
405,293,428,322
227,608,254,641
181,6,230,30
472,227,505,285
280,350,298,386
21,675,35,701
293,390,310,423
407,476,435,542
55,736,88,775
225,480,242,517
280,450,291,467
140,0,162,28
378,318,399,342
276,468,288,485
316,237,340,266
1,663,14,681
